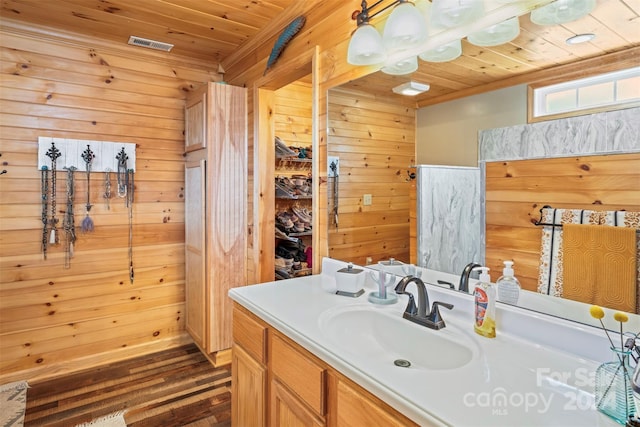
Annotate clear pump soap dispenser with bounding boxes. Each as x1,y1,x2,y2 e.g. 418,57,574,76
473,267,496,338
496,260,521,305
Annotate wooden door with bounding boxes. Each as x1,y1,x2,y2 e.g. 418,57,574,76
206,83,248,353
184,159,206,348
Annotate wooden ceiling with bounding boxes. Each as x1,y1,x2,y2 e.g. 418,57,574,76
0,0,638,105
341,0,640,106
0,0,295,62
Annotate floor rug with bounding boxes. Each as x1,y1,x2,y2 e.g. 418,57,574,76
75,411,127,427
0,380,29,427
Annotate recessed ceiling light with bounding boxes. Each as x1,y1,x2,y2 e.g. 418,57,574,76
392,81,430,96
566,33,595,45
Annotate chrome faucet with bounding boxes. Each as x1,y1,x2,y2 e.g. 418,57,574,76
459,262,482,293
395,276,453,330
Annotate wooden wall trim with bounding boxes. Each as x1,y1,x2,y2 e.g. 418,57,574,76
0,333,192,385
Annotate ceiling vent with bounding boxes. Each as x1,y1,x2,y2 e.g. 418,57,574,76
127,36,174,52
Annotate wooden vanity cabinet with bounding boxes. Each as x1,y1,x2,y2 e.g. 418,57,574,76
184,82,247,358
231,303,419,427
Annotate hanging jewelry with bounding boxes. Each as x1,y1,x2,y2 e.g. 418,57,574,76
103,168,112,210
45,142,61,246
116,147,134,283
127,168,135,284
63,166,77,268
40,166,49,259
81,144,95,233
116,147,128,199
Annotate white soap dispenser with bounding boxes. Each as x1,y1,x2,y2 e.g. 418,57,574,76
496,260,521,305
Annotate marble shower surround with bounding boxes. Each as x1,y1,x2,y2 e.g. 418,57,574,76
417,165,481,275
416,108,639,275
478,107,640,162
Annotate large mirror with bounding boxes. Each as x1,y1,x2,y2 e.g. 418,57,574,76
327,69,639,332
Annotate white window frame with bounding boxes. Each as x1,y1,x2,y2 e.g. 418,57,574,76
528,67,640,123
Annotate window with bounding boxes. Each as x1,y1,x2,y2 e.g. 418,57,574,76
529,67,640,122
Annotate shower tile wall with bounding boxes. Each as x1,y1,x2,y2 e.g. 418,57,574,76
417,165,481,275
478,107,640,161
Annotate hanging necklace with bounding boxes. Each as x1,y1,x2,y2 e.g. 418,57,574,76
45,142,61,246
63,166,77,268
81,145,95,233
41,166,49,259
127,168,135,284
116,147,128,199
116,148,135,284
104,168,112,210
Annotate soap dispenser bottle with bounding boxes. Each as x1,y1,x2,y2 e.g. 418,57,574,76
496,260,521,305
473,267,496,338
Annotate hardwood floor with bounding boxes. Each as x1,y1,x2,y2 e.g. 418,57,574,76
24,344,231,426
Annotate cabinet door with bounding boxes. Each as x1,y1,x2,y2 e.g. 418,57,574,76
207,83,247,353
185,86,207,152
271,380,324,427
185,159,206,348
334,378,417,427
232,344,266,427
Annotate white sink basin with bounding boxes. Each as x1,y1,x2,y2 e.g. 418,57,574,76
318,304,476,371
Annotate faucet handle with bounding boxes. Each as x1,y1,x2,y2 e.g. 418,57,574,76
428,301,454,325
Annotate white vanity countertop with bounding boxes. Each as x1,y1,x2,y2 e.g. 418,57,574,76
229,260,623,427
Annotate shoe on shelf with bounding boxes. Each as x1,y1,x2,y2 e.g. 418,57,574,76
275,268,290,280
275,136,297,158
291,206,312,223
275,227,300,242
276,212,294,230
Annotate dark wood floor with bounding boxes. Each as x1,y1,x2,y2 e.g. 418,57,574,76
24,344,232,426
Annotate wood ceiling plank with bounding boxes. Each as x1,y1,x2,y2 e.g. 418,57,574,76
1,0,230,60
61,0,243,52
592,0,640,44
67,0,256,43
519,14,617,60
159,0,289,29
562,13,635,49
509,27,585,64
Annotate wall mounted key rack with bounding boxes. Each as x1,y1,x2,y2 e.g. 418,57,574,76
37,137,137,172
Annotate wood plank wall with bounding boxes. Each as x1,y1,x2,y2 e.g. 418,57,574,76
222,0,381,283
485,152,640,292
275,79,313,151
327,87,416,265
0,20,216,383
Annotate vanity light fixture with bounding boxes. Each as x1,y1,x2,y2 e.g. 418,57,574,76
467,17,520,47
383,1,428,51
430,0,484,29
348,0,425,67
530,0,596,25
381,55,419,75
347,23,388,65
419,39,462,62
392,81,430,96
347,0,600,74
566,33,596,45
